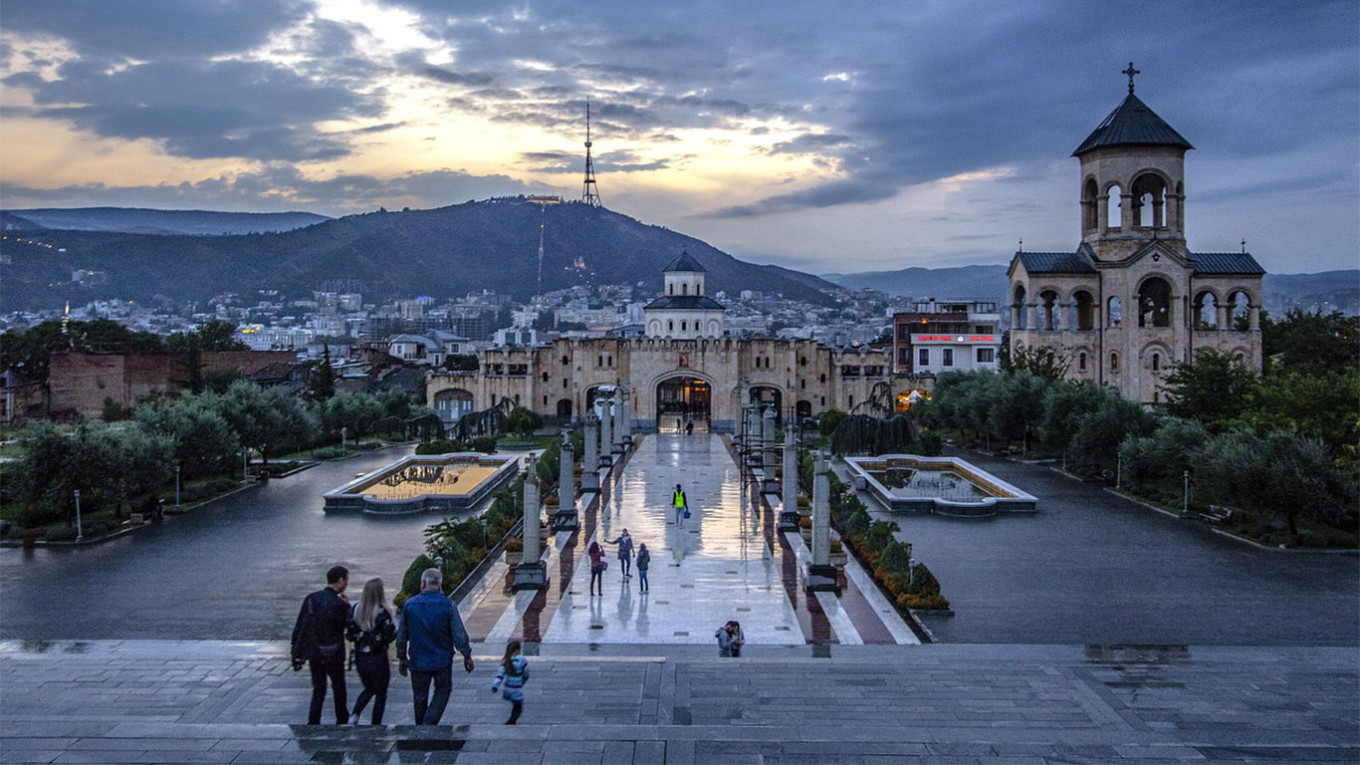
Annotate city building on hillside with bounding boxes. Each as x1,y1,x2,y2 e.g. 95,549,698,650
891,299,1002,376
1007,69,1265,404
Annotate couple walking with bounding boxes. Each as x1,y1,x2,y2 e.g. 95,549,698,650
588,528,651,594
294,565,508,725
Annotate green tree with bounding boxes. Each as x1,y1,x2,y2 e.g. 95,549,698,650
308,345,337,401
506,406,541,438
207,381,317,469
1262,309,1360,377
135,397,241,480
1003,343,1070,380
817,409,847,440
989,371,1052,457
1159,348,1259,431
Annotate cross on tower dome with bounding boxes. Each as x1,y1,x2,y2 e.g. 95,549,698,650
1122,61,1140,94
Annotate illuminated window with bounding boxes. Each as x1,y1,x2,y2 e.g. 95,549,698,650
918,348,929,367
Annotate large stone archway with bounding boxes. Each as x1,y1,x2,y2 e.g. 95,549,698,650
656,375,711,432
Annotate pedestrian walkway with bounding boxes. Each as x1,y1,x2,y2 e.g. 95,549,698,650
461,433,915,648
1,640,1355,763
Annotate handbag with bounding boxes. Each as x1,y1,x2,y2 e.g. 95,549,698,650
684,509,691,519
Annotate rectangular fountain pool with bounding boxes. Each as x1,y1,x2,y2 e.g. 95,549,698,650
845,455,1037,516
323,453,518,515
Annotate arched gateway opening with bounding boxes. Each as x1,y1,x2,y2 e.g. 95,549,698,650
656,376,711,432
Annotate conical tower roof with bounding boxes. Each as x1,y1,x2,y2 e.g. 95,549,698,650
663,250,705,273
1073,93,1193,157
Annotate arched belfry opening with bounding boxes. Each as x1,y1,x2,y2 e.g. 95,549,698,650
1082,178,1099,231
1132,172,1168,228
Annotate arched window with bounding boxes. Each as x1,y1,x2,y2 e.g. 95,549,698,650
1110,352,1120,372
1107,183,1123,229
1227,290,1252,330
668,284,673,296
1040,290,1060,330
1131,172,1167,228
681,321,687,332
1138,277,1173,328
1013,284,1029,330
668,321,674,332
1079,352,1087,372
1151,353,1161,371
1107,296,1123,327
682,283,689,295
1194,291,1219,330
542,372,549,382
1074,290,1095,330
1082,178,1099,231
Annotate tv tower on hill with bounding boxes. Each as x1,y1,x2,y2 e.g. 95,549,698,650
581,100,602,207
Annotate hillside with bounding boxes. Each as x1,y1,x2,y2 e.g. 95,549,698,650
5,207,330,235
0,199,837,310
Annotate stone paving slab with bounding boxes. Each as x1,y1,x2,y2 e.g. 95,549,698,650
2,640,1356,763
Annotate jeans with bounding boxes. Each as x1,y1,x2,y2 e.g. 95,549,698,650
590,567,603,595
638,569,649,592
307,654,348,725
410,666,452,725
506,700,523,724
351,653,390,724
619,556,631,577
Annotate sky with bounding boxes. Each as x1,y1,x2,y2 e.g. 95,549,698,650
1,1,1356,275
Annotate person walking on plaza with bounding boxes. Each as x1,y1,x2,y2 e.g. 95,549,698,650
672,483,689,526
635,543,651,594
395,568,475,725
605,528,634,579
587,541,607,596
291,565,350,725
490,639,530,725
345,577,396,725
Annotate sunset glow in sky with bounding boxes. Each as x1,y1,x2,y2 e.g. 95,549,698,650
1,1,1356,274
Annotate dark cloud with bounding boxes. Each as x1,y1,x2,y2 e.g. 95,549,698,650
18,58,381,161
421,67,494,86
1,0,310,59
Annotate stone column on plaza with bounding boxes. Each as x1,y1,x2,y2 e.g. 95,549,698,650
514,455,548,590
618,384,632,451
581,414,600,492
599,396,613,468
762,405,779,494
554,430,579,532
778,419,801,531
806,450,838,591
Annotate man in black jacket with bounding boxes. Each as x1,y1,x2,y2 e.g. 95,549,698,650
291,565,350,724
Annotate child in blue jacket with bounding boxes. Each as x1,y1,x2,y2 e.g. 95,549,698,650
491,639,530,724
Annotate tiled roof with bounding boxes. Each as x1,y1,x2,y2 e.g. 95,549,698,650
1017,251,1097,274
1189,252,1266,275
663,250,705,272
643,295,726,310
1073,94,1193,156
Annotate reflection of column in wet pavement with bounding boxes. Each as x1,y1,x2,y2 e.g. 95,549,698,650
582,415,599,492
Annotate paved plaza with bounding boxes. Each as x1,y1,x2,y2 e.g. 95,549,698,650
2,433,1357,763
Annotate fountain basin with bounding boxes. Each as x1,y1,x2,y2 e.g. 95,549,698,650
324,453,518,515
845,454,1036,516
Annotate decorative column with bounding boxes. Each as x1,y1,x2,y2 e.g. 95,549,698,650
599,396,613,468
778,420,800,531
805,451,838,591
514,455,548,590
618,384,632,450
581,414,599,492
554,431,579,531
762,406,778,494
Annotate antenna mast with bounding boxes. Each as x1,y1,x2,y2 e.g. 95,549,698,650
581,100,602,207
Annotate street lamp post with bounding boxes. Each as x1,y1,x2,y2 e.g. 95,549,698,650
342,427,348,454
175,465,181,510
1182,470,1190,515
74,489,83,542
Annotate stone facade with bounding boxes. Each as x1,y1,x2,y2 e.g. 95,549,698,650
428,336,891,432
1007,79,1264,404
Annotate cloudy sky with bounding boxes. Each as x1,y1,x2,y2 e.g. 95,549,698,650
1,1,1356,274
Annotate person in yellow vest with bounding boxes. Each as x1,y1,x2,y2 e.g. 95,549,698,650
672,483,688,526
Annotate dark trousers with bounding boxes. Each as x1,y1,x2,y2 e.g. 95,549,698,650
506,700,523,724
638,569,649,592
590,567,603,594
351,653,390,724
410,666,453,725
307,654,348,724
619,556,631,577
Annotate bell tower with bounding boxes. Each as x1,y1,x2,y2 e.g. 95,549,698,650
1074,63,1193,257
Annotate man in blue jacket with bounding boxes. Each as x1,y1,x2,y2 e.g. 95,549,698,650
396,568,475,725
